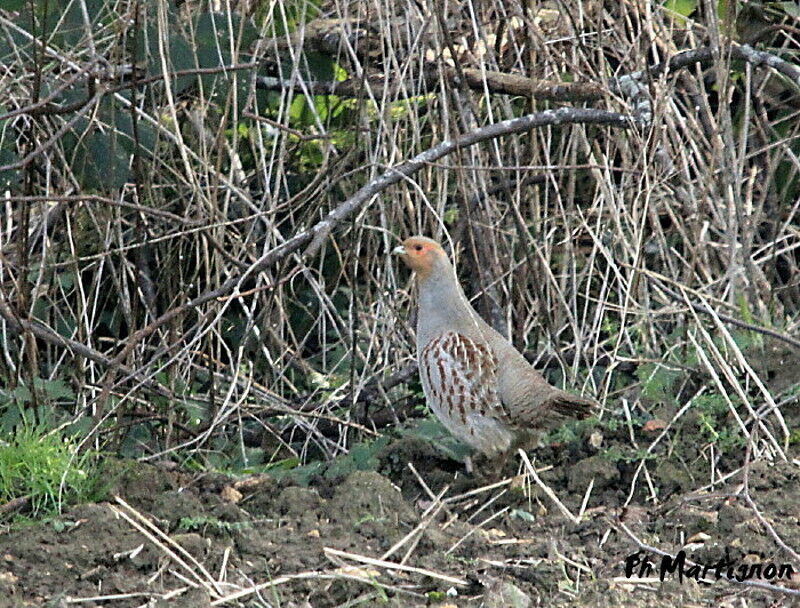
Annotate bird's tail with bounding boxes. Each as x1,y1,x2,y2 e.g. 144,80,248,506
545,391,597,419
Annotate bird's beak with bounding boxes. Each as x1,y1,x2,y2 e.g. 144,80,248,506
392,245,406,256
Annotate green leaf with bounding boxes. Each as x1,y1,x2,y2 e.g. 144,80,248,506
193,12,258,67
190,12,258,109
324,436,390,479
113,107,158,158
57,271,75,290
510,508,536,522
404,418,472,462
40,379,75,402
61,99,134,190
0,399,23,432
663,0,697,20
67,415,95,439
119,423,153,458
304,52,336,81
780,2,800,18
147,28,195,95
75,131,131,190
636,363,682,404
0,145,17,189
180,400,209,426
0,104,18,187
12,385,32,404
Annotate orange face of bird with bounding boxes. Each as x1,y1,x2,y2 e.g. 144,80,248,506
392,236,446,280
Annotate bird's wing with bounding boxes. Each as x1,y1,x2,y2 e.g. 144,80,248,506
480,325,597,425
419,331,512,427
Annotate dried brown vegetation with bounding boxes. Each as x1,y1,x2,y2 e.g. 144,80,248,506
1,0,800,604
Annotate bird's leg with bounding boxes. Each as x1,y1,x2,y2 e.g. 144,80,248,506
465,455,474,474
468,452,508,482
487,452,507,480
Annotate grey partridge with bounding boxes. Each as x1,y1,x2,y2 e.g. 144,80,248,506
394,236,596,459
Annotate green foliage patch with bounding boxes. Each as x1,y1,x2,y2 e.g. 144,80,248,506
0,420,103,519
266,435,392,486
178,515,253,533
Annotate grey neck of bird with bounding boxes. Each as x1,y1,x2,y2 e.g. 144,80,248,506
415,265,481,347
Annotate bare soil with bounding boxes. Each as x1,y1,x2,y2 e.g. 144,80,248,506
2,434,799,607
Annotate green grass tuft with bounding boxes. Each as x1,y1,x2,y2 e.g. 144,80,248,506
0,422,103,519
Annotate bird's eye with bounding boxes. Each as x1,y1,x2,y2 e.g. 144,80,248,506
414,245,423,251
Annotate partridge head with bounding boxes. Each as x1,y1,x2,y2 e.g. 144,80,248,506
394,236,596,459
